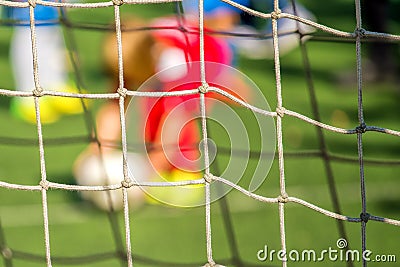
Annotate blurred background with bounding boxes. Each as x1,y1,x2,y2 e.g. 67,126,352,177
0,0,399,266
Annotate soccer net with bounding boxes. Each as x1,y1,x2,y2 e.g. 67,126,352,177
0,0,399,266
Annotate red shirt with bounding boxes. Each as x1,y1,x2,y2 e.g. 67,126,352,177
143,17,234,171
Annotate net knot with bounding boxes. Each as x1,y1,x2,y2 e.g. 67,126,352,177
1,247,13,259
112,0,123,6
360,212,370,223
117,87,127,98
271,9,282,20
204,173,213,183
32,88,43,97
198,83,209,94
28,0,36,7
355,122,367,134
39,180,50,190
276,107,286,117
121,179,134,188
354,28,366,38
278,193,289,203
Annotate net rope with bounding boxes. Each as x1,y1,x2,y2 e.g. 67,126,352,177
0,0,399,266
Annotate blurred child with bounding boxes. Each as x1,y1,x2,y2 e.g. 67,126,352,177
74,16,242,209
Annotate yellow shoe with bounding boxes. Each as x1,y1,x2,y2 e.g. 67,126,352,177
10,97,60,124
51,84,90,115
145,169,205,207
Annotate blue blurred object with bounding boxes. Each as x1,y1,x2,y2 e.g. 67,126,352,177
182,0,251,15
203,0,250,13
3,2,59,25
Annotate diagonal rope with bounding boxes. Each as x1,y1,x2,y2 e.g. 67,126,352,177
293,0,353,264
0,219,13,267
58,4,98,146
205,124,243,267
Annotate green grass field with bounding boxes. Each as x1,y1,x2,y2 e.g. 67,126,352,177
0,1,400,266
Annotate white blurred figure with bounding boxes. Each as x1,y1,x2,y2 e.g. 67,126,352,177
73,149,152,211
7,3,84,124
